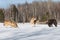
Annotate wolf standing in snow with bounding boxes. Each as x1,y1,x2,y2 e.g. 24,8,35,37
30,17,39,27
47,19,57,27
30,17,36,26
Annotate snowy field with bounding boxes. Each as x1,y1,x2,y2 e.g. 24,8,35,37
0,23,60,40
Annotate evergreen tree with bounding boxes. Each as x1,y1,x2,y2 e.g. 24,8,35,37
0,9,4,22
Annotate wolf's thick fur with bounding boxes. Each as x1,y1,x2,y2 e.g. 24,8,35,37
47,19,57,27
30,17,36,24
30,17,40,27
4,20,18,28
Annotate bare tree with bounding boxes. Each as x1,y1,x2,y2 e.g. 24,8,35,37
47,0,52,19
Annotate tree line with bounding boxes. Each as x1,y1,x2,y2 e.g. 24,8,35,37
0,1,60,23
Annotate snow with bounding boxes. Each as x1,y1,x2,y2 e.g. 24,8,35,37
0,23,60,40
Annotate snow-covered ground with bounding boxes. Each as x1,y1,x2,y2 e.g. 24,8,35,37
0,23,60,40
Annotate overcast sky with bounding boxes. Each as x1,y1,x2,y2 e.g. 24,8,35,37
0,0,60,8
